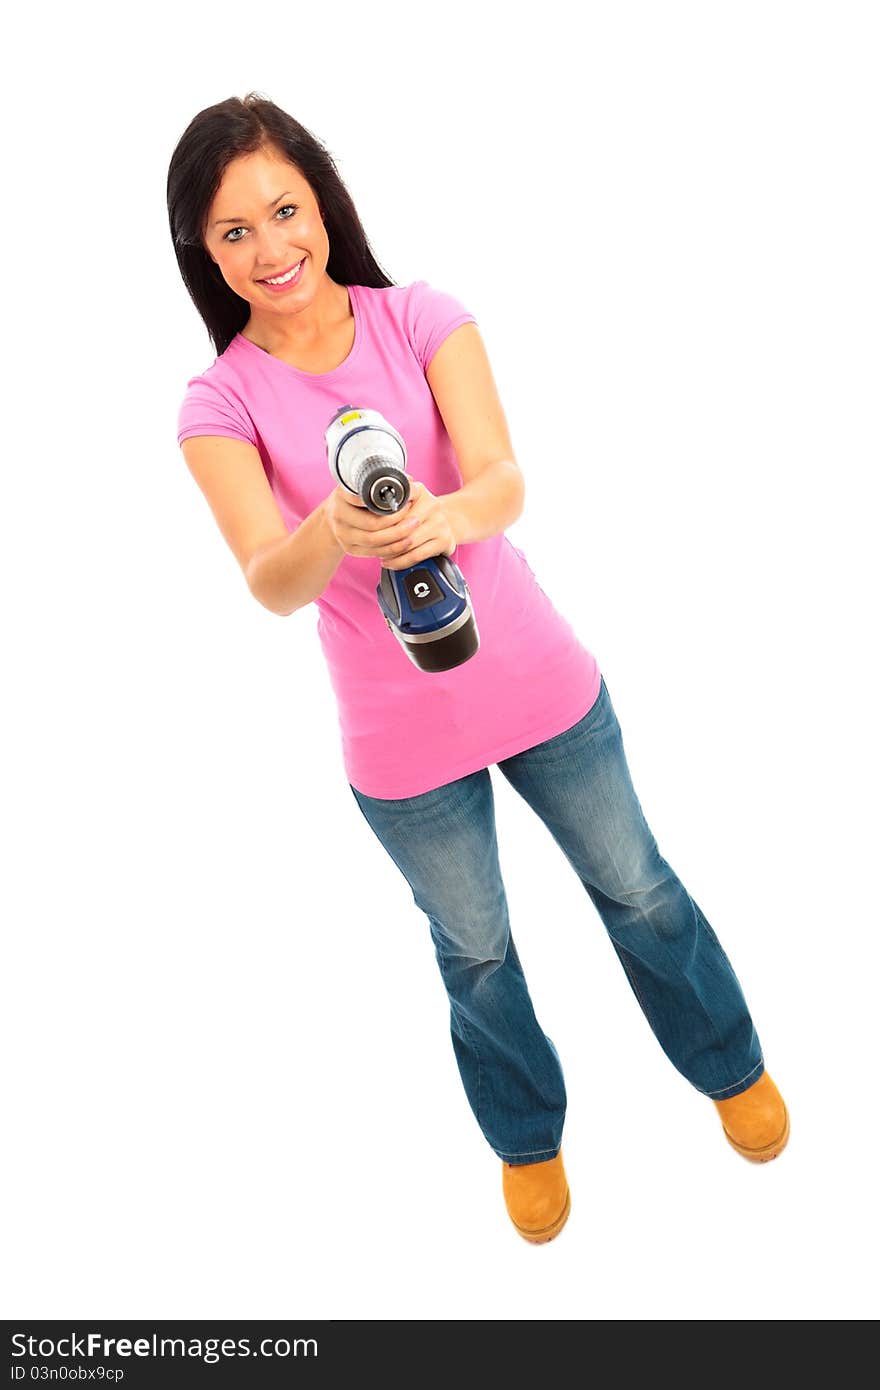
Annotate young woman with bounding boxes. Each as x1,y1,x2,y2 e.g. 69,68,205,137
168,92,789,1245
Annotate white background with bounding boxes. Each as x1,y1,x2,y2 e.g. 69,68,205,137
4,0,877,1322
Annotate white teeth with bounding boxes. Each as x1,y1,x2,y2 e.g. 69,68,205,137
264,260,303,285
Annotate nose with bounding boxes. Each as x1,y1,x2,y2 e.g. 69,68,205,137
253,224,300,267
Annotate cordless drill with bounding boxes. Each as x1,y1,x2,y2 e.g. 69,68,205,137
324,405,479,672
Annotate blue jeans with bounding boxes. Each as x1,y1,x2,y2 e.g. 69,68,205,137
349,674,764,1165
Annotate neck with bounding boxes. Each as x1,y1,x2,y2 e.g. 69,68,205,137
243,274,349,354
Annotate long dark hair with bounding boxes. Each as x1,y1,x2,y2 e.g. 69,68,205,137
167,91,397,357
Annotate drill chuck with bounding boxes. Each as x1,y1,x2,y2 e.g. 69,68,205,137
326,407,409,512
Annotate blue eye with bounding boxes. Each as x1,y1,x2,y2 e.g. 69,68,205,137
224,204,297,243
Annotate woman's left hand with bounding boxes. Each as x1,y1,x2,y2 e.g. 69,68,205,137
380,480,457,569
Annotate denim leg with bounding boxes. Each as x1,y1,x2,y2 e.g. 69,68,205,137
349,769,566,1162
496,676,764,1100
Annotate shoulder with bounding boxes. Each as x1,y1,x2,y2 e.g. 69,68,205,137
177,350,258,448
400,280,478,373
351,281,478,373
355,279,472,321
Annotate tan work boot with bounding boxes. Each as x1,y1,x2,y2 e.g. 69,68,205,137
713,1070,790,1162
502,1150,571,1243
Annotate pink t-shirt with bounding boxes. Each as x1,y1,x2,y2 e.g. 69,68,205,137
177,280,601,799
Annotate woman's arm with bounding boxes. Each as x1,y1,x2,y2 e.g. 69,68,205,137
425,322,526,545
247,501,345,616
180,433,344,617
443,459,525,545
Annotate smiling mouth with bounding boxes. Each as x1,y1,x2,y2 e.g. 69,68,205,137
257,258,305,285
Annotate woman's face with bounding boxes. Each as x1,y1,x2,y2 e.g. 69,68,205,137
202,147,330,316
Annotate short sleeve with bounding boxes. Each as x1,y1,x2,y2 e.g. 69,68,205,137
177,374,258,448
407,279,478,374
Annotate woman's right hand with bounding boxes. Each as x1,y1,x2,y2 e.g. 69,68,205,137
323,484,419,562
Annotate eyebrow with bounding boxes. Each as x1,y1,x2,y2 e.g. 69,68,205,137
212,192,294,227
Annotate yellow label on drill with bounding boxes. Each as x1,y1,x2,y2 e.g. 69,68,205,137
340,410,361,425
